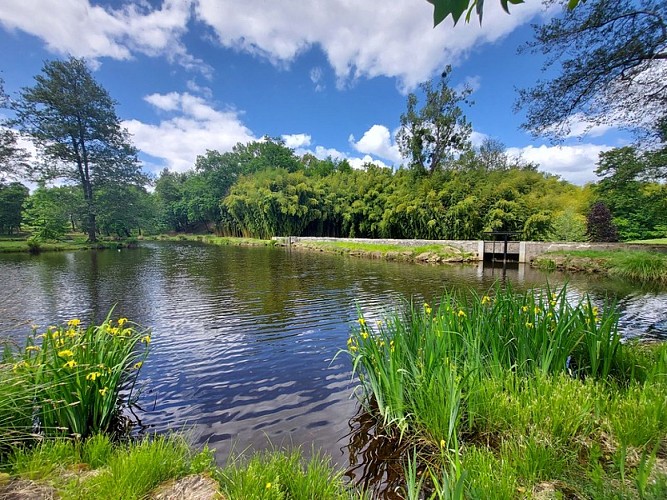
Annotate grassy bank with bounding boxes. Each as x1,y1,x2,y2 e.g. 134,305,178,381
144,233,277,247
0,236,138,254
0,314,355,499
533,249,667,285
346,286,667,498
292,240,473,264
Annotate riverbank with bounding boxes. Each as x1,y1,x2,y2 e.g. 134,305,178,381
533,249,667,285
0,236,138,254
347,286,667,498
284,239,475,264
143,233,277,247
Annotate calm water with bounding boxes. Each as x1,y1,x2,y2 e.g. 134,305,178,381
1,242,666,466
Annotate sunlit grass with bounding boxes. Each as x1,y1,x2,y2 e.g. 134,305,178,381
216,448,358,500
534,249,667,284
295,240,472,262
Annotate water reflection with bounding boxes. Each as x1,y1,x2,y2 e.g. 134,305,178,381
1,242,665,469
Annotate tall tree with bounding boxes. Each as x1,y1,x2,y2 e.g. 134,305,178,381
11,57,144,241
517,0,667,140
0,78,29,181
0,181,29,234
396,69,472,175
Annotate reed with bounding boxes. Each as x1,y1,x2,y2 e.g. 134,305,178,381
7,312,149,440
346,285,667,497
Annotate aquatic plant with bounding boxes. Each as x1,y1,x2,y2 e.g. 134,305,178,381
346,285,667,497
9,313,149,440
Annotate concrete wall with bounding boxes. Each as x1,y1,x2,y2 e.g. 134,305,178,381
274,237,667,264
277,236,484,258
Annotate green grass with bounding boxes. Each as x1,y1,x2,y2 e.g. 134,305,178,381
626,238,667,245
145,233,277,246
216,448,359,499
346,285,667,498
534,249,667,285
3,434,215,499
294,240,472,263
1,435,360,500
0,236,138,253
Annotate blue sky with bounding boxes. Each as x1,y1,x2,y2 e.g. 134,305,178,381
0,0,627,184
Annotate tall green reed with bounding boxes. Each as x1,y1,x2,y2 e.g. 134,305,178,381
9,312,150,439
346,284,623,449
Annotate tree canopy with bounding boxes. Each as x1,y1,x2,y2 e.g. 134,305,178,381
396,69,472,175
427,0,585,26
517,0,667,141
11,57,145,241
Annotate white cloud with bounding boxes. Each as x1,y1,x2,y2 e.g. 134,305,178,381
194,0,547,90
0,0,210,75
470,130,489,148
349,124,402,164
506,143,612,185
309,67,324,91
455,75,481,94
282,133,312,149
125,92,255,172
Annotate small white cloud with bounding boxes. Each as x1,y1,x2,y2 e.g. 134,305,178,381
309,66,324,91
349,124,402,163
470,130,489,148
282,133,312,148
455,75,481,94
506,143,612,185
144,92,182,112
186,79,213,98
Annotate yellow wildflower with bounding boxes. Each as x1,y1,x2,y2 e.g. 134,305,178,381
390,340,395,352
349,345,358,353
13,361,27,371
440,439,446,449
481,295,491,305
57,349,74,358
64,359,77,369
141,335,151,344
99,387,109,396
86,371,102,381
67,319,81,327
358,318,366,327
265,483,272,490
534,307,541,315
457,310,466,318
424,303,432,315
26,345,40,352
134,361,143,370
65,328,77,337
525,322,534,328
361,331,369,340
118,317,128,326
376,320,382,327
521,306,528,313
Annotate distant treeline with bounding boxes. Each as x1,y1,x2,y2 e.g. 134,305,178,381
1,138,665,242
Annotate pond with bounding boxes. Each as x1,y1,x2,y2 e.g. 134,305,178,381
1,242,666,468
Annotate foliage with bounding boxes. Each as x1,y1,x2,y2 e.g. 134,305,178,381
594,146,667,241
8,314,149,439
0,78,29,181
547,208,588,241
10,57,145,242
427,0,529,27
6,434,215,499
396,71,472,175
216,448,355,500
0,181,28,235
346,286,667,496
21,186,70,241
517,0,667,141
586,201,618,242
